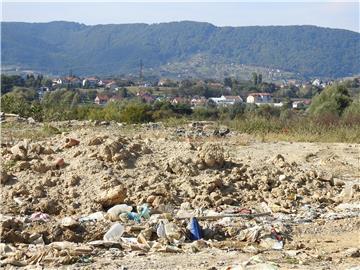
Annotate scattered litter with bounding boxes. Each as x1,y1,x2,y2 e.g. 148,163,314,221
259,238,283,250
30,212,50,222
103,223,125,242
188,217,203,241
79,212,105,223
0,123,355,268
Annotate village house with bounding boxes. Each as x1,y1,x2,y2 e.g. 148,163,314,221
137,92,155,103
97,79,112,87
171,97,190,105
292,99,312,109
246,93,273,104
82,77,99,88
94,94,110,105
52,78,63,86
52,77,82,88
190,96,207,107
63,76,82,88
209,95,243,107
312,79,322,87
105,81,119,90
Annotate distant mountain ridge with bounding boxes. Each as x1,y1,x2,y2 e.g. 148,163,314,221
1,21,359,78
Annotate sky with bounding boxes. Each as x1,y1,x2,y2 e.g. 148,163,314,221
1,1,359,32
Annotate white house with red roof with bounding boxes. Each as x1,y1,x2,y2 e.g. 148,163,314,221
246,93,273,104
209,95,243,107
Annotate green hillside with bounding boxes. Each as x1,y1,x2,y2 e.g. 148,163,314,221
1,21,359,78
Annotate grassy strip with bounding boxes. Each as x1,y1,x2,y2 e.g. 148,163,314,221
1,122,66,142
225,117,360,143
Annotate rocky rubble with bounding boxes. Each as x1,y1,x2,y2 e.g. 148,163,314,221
0,122,359,268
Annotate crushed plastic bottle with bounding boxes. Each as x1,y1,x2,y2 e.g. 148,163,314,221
137,204,151,219
79,212,105,223
127,212,141,223
107,204,133,221
156,220,166,238
103,223,125,242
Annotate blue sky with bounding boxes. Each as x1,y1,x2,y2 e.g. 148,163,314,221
2,1,359,32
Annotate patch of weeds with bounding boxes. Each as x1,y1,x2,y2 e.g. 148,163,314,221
42,124,61,136
163,117,189,127
2,160,17,171
284,256,299,264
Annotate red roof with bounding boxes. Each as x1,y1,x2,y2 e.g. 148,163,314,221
96,95,110,101
249,93,272,96
224,95,242,100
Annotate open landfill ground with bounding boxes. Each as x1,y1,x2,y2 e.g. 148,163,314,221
1,119,359,269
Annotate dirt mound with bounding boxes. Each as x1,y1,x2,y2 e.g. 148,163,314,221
1,122,359,269
1,132,151,217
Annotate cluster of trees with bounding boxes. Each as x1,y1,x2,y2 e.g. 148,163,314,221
172,79,226,98
170,75,287,99
1,81,358,126
1,74,52,94
308,84,360,124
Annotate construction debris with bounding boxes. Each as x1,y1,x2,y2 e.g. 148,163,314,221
1,121,359,268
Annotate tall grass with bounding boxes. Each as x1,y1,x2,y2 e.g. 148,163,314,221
226,116,360,143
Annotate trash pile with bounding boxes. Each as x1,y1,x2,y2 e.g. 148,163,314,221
1,200,286,267
1,124,359,268
173,122,231,139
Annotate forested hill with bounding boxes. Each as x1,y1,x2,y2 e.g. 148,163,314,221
2,21,359,78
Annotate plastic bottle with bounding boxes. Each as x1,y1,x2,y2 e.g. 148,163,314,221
127,212,141,223
79,211,104,223
156,221,166,238
103,223,125,242
107,204,133,221
137,204,151,219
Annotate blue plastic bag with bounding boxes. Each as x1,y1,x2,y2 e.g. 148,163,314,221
127,212,141,223
189,217,202,240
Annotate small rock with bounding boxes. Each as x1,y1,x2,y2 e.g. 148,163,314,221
54,158,65,169
10,141,28,161
27,117,36,124
61,217,79,228
343,248,360,258
88,137,104,146
64,138,80,148
0,171,11,185
97,186,127,207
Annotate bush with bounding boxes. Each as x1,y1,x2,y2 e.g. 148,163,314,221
228,102,246,119
309,84,352,116
193,107,219,120
119,102,153,123
1,94,32,117
254,104,281,119
342,99,360,125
